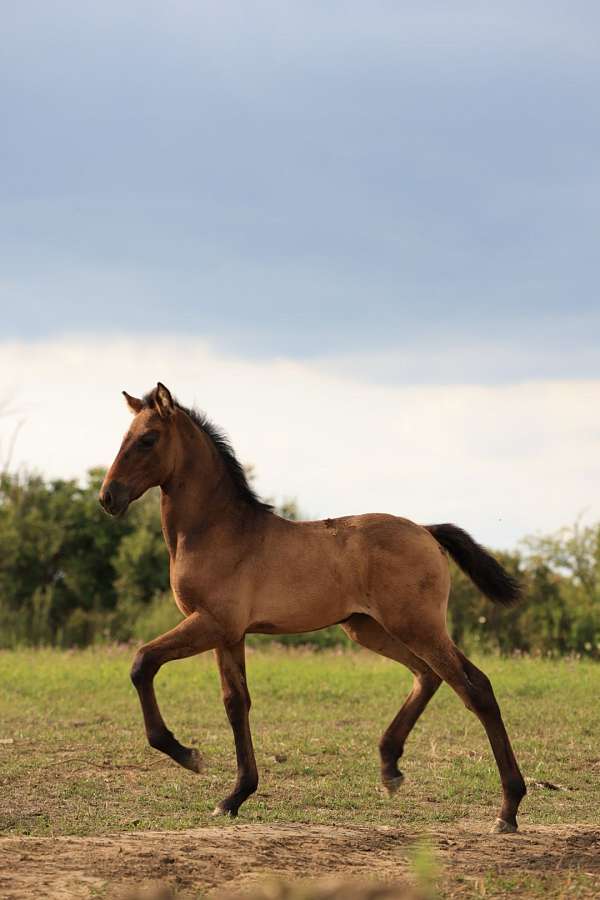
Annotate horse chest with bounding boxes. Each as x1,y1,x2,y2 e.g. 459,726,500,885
170,554,227,613
168,553,201,605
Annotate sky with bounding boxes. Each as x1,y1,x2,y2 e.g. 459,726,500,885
1,2,599,547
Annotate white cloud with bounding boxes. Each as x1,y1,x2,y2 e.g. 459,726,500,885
1,335,599,549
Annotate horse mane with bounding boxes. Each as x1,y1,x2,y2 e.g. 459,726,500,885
142,390,273,513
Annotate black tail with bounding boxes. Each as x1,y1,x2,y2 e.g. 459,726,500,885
426,523,521,606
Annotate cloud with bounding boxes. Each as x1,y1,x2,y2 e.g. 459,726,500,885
2,1,599,374
1,335,598,549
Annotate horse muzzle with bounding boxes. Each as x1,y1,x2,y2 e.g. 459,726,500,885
99,479,131,517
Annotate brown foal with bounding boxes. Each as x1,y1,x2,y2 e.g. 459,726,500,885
100,383,526,832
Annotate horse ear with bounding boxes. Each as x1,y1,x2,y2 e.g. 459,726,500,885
122,391,143,415
155,382,175,418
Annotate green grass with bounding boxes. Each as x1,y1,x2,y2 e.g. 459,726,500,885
0,646,598,838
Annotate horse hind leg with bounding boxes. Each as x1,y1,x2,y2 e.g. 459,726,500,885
382,621,526,832
453,648,526,832
341,614,442,795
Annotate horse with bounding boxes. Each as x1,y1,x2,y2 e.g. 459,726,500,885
99,382,526,832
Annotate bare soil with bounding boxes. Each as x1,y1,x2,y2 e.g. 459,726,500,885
2,822,599,899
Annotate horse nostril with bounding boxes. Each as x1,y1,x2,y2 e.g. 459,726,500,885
100,480,129,516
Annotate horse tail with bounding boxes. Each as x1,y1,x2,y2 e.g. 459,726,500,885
425,523,521,606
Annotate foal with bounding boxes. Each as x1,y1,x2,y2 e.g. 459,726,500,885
100,383,526,832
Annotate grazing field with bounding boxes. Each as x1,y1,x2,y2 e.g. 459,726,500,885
1,646,599,898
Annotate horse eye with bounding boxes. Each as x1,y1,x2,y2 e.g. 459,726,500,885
138,432,158,450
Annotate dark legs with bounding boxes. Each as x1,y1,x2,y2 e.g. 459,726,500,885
130,612,217,773
388,626,526,831
130,616,257,818
378,668,442,791
344,613,525,831
213,639,258,817
341,614,442,793
437,646,526,831
130,604,524,828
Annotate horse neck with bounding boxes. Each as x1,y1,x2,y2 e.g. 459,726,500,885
159,422,250,557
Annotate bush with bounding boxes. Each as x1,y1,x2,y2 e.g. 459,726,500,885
130,592,184,644
247,625,353,651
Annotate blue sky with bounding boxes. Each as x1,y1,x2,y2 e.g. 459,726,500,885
1,3,600,544
2,1,599,379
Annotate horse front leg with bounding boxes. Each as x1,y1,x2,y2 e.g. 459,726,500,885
212,639,258,817
130,611,219,773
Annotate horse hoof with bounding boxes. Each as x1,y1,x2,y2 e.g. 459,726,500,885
183,748,203,774
382,774,405,796
212,802,238,818
491,818,518,834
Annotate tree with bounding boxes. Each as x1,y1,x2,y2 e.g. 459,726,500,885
0,469,131,646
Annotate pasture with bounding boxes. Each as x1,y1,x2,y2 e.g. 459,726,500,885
1,646,599,898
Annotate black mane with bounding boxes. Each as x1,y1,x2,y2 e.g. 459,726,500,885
142,391,273,512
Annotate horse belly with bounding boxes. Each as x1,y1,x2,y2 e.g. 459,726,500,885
246,584,353,636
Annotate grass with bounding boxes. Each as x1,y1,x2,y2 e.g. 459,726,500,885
0,646,598,837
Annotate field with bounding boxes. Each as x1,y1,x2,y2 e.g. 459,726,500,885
1,646,599,898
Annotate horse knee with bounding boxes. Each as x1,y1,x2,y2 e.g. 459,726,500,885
130,648,159,688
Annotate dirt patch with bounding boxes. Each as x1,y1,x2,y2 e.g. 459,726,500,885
1,823,599,899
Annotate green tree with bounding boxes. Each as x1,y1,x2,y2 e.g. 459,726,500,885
522,521,600,654
0,468,130,646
